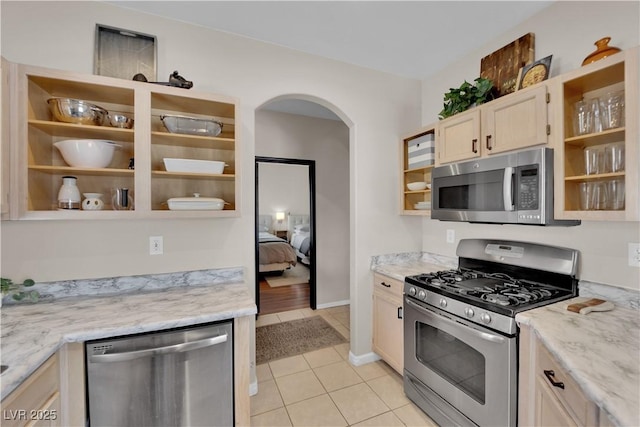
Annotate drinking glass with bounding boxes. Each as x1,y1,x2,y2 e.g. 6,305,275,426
588,98,604,133
591,181,608,210
584,146,603,175
607,179,625,210
578,182,594,210
604,143,625,173
573,100,590,136
600,91,624,129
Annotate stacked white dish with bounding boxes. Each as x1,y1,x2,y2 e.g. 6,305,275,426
414,201,431,210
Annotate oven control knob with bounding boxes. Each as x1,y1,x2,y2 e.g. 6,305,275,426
480,313,492,324
418,290,427,300
439,298,447,308
408,287,416,296
464,308,475,318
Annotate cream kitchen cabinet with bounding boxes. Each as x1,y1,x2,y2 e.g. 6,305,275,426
519,324,613,427
4,60,239,220
436,84,550,165
372,273,404,374
0,354,61,427
554,46,638,222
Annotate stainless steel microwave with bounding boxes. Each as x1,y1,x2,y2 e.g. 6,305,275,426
431,147,580,226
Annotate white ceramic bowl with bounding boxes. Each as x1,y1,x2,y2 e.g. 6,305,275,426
407,181,428,191
163,158,226,174
54,139,120,168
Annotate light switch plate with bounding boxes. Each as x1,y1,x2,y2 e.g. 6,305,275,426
150,236,163,255
629,243,640,267
446,229,455,244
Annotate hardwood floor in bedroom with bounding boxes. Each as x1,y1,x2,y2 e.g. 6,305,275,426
258,277,310,315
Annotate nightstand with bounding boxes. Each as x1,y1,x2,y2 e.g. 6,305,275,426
275,230,288,239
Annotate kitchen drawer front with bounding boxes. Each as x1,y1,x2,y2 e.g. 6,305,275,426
1,353,60,427
536,343,598,426
373,273,403,298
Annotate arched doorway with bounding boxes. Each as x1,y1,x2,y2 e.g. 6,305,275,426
254,95,351,315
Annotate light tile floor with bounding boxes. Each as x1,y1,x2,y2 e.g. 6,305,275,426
252,306,438,426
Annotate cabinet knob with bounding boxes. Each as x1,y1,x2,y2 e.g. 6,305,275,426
472,138,478,153
397,307,403,319
486,135,493,150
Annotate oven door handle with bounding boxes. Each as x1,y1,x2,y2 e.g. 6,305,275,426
503,166,515,211
405,298,506,344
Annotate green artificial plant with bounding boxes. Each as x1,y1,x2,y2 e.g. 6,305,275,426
1,277,39,302
439,77,495,119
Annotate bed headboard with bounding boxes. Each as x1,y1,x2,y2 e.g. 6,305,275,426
288,214,309,230
258,215,272,232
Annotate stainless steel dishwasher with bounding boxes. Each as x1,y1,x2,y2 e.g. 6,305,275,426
85,320,233,427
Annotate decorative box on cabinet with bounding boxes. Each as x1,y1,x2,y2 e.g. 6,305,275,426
372,273,404,373
5,61,239,220
400,125,435,215
436,83,550,165
554,46,638,221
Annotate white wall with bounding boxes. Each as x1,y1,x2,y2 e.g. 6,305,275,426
256,110,350,306
0,1,423,361
421,1,640,290
258,163,310,227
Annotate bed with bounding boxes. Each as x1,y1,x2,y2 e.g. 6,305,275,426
258,215,297,273
288,214,311,266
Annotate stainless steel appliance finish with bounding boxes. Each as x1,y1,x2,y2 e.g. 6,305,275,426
431,147,580,226
403,239,579,427
86,321,233,427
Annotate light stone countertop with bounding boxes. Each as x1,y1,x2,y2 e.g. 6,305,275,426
516,299,640,427
0,281,256,401
370,251,457,281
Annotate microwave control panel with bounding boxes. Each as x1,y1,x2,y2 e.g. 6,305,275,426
517,167,539,210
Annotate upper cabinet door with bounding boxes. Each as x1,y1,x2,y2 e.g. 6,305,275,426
436,109,481,164
482,85,549,155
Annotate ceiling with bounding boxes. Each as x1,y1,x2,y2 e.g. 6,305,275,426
108,1,554,119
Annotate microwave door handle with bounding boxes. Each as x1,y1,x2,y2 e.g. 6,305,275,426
503,167,515,211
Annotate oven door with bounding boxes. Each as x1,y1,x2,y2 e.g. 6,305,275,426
403,296,517,427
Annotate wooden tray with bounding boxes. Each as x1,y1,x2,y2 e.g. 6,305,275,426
481,33,535,97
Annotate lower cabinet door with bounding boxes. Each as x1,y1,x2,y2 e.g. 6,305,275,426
534,375,578,427
372,291,403,373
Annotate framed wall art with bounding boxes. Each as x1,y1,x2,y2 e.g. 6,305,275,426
516,55,553,91
94,24,157,81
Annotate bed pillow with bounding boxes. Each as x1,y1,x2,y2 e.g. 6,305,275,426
294,224,310,232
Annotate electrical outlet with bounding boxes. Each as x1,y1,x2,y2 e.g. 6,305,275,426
446,229,455,244
629,243,640,267
150,236,163,255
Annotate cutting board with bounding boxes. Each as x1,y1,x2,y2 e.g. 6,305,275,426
481,33,535,97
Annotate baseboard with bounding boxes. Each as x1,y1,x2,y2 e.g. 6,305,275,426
316,299,350,310
250,380,258,396
349,350,381,366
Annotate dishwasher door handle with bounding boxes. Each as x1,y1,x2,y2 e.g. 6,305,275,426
89,333,228,363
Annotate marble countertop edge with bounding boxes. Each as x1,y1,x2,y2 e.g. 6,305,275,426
1,280,256,401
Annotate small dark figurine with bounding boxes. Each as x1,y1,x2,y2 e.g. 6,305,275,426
132,71,193,89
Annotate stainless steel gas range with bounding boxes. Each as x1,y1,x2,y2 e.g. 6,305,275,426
403,239,579,427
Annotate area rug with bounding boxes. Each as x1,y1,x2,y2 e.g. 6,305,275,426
264,263,310,287
256,316,347,364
